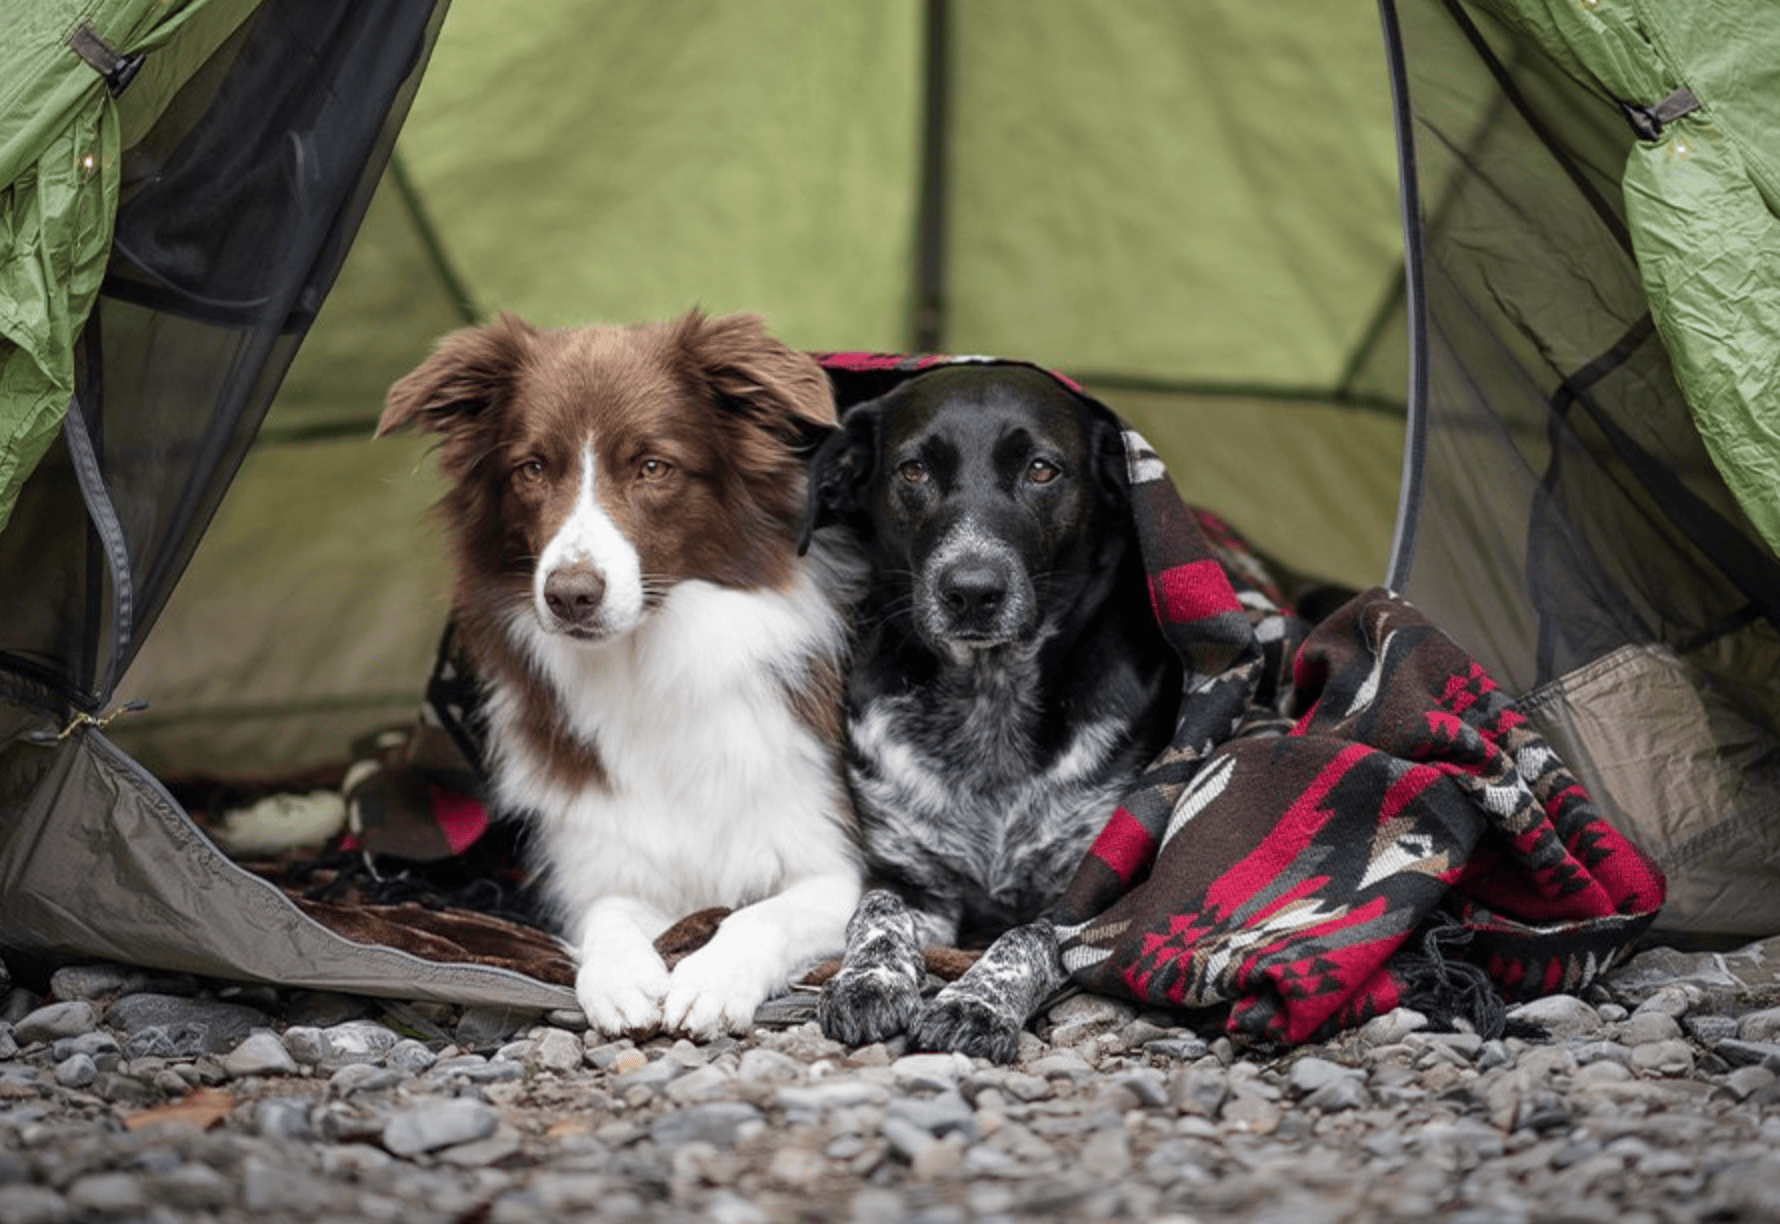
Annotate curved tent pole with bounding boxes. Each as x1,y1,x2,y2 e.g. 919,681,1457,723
1377,0,1429,594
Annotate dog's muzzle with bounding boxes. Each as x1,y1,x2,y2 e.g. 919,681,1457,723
919,545,1035,648
540,562,609,637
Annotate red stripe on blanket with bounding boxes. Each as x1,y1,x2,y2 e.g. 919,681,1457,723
1089,806,1156,886
1206,743,1371,915
431,784,490,856
1151,558,1242,626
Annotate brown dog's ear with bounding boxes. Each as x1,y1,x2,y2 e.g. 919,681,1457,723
376,314,536,439
798,398,881,554
672,309,836,444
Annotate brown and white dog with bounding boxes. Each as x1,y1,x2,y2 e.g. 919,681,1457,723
378,310,863,1039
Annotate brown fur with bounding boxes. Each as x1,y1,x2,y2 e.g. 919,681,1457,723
379,310,838,794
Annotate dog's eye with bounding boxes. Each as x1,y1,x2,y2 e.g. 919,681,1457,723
898,460,929,485
1027,458,1061,485
638,457,673,482
514,459,546,485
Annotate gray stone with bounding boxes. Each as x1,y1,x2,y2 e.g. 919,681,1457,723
52,1054,96,1088
1287,1056,1358,1098
1507,994,1602,1040
1025,1048,1096,1083
318,1019,401,1065
12,1001,98,1045
221,1030,299,1077
528,1027,583,1073
1715,1039,1780,1072
774,1078,889,1118
240,1155,343,1214
648,1102,763,1147
436,1123,525,1167
881,1117,937,1161
146,1162,235,1211
889,1051,971,1092
251,1097,314,1141
1630,984,1695,1019
886,1090,976,1140
1737,1006,1780,1044
64,1171,145,1216
0,1184,68,1224
329,1063,404,1095
1616,1011,1682,1045
1723,1065,1777,1100
386,1039,438,1074
1303,1075,1370,1113
0,1026,16,1060
1711,1154,1780,1218
1357,1007,1429,1046
1170,1067,1229,1117
1686,1014,1740,1045
49,1031,120,1071
736,1047,807,1084
48,964,153,1002
1144,1034,1212,1061
664,1064,735,1104
383,1097,500,1156
612,1055,685,1095
105,995,267,1055
280,1026,329,1065
1629,1039,1694,1078
545,1008,589,1032
0,990,37,1026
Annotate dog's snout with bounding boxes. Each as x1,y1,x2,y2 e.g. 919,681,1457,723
544,564,607,626
939,563,1008,621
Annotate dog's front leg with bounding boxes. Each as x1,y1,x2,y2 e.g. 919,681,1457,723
576,896,674,1037
910,918,1064,1064
818,889,950,1046
663,870,861,1041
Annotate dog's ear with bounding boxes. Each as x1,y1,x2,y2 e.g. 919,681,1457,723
377,314,535,440
1088,404,1135,520
798,399,880,555
673,309,836,447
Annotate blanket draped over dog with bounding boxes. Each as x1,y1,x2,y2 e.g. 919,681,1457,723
817,354,1667,1047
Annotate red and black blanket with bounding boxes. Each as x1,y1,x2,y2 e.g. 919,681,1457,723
819,354,1668,1046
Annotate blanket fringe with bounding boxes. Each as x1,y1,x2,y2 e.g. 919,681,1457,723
1394,914,1510,1041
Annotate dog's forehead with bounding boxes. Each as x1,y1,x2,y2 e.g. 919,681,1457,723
514,326,699,438
890,367,1090,450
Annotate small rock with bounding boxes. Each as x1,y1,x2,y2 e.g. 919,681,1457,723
1616,1011,1682,1045
12,1001,98,1045
1025,1049,1096,1083
1079,1125,1131,1177
648,1102,763,1147
1170,1067,1229,1117
0,1027,16,1060
1630,985,1695,1019
1715,1040,1780,1072
329,1063,403,1095
665,1063,734,1104
1737,1007,1780,1044
613,1055,685,1096
65,1172,145,1216
435,1123,524,1167
1357,1007,1429,1047
1685,1014,1739,1045
52,1054,96,1088
386,1039,438,1074
50,1032,120,1071
1723,1065,1777,1101
280,1026,328,1065
1287,1056,1356,1098
383,1098,500,1157
106,995,267,1055
1507,994,1602,1040
774,1078,889,1118
0,1184,68,1224
221,1031,298,1077
251,1097,313,1141
1711,1154,1780,1218
318,1019,401,1065
1143,1034,1211,1061
545,1008,589,1031
736,1047,807,1084
240,1155,343,1214
889,1052,970,1092
1303,1075,1370,1113
1630,1039,1694,1078
529,1028,583,1074
145,1162,234,1211
886,1090,975,1141
48,964,147,1002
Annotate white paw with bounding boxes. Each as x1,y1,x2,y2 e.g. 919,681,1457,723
660,945,774,1040
576,948,671,1037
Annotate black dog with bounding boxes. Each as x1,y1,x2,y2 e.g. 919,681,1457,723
802,364,1182,1062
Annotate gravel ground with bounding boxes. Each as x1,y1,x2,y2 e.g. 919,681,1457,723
3,937,1780,1224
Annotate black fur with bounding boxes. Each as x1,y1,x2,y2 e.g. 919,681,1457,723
806,365,1181,1061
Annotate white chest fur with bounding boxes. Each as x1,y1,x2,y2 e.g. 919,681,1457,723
484,572,855,940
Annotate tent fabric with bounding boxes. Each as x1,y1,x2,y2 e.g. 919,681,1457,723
1468,0,1780,560
0,0,255,535
1380,0,1780,938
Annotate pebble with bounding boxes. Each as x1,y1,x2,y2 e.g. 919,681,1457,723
382,1098,500,1156
0,937,1775,1222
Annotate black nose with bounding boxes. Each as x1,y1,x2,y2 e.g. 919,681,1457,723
938,563,1007,621
544,565,606,625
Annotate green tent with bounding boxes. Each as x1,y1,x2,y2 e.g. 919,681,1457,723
3,0,1778,1002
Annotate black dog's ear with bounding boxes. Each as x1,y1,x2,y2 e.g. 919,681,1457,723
798,400,881,555
1087,403,1134,516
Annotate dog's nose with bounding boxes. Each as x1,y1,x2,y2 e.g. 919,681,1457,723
544,565,606,625
938,563,1007,621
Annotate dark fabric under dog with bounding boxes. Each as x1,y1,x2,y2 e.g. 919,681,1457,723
817,352,1667,1046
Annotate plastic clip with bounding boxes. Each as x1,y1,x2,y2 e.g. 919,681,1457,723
1619,86,1701,142
67,22,146,97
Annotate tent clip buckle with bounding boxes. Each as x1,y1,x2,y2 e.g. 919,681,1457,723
1619,86,1700,142
67,22,147,97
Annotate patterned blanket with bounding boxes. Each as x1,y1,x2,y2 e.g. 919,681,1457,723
819,354,1668,1046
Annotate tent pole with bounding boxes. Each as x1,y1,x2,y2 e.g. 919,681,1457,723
1378,0,1428,594
911,0,951,353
